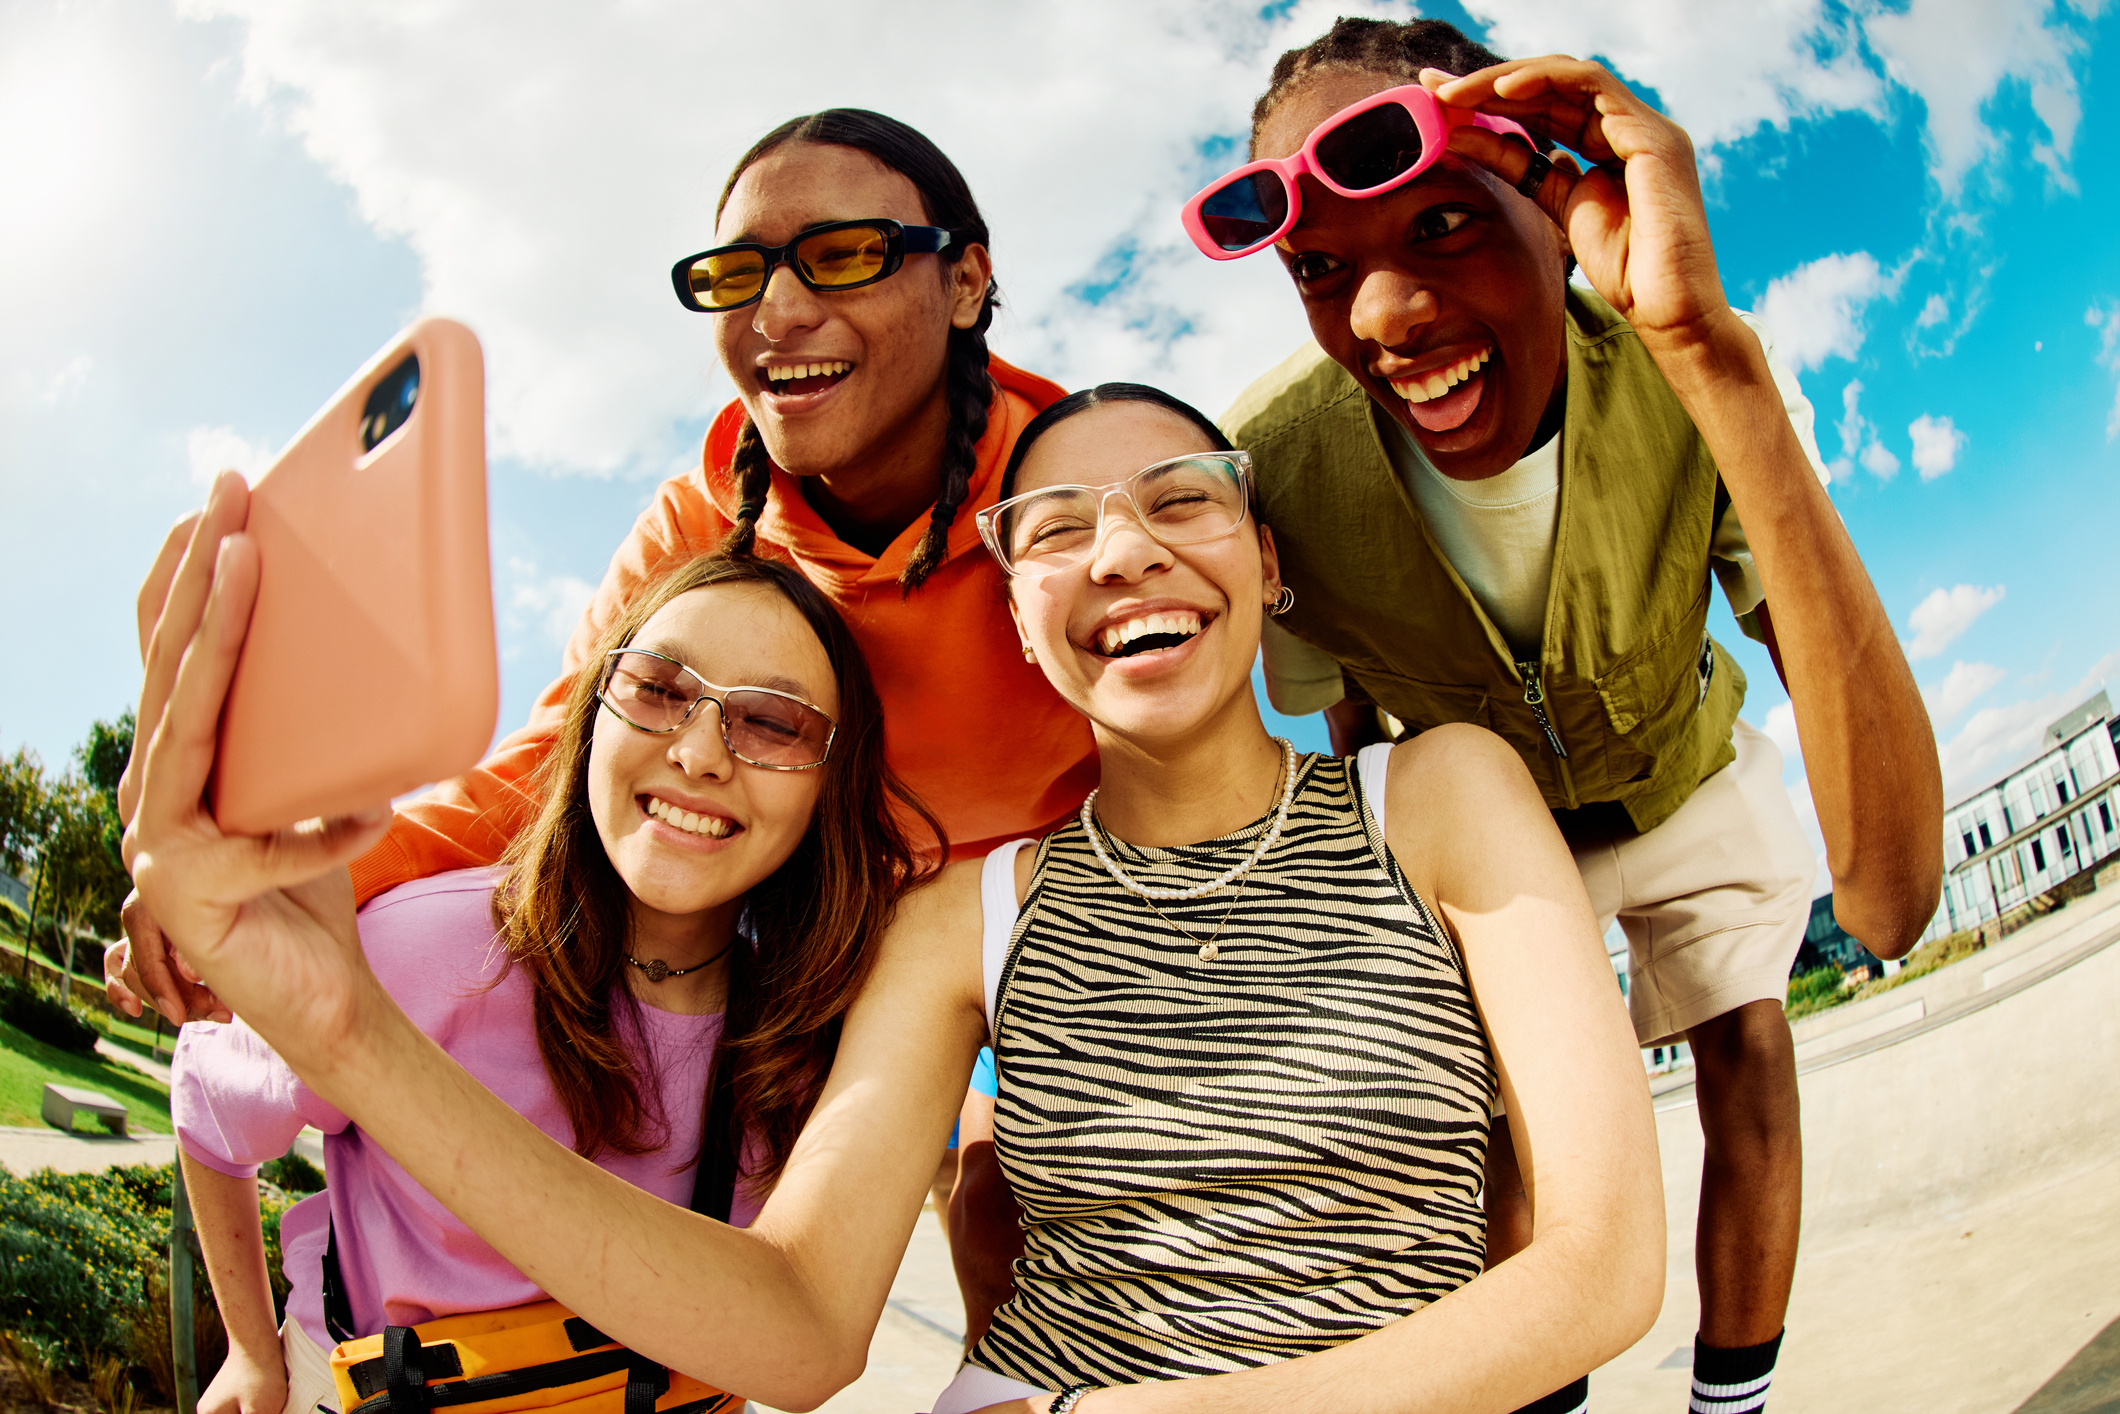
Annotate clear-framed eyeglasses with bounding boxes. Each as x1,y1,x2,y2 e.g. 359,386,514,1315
596,649,837,770
974,450,1254,579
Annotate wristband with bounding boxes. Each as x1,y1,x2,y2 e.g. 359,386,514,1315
1049,1385,1094,1413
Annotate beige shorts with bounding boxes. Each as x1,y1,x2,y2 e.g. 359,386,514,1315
1573,718,1815,1046
279,1316,341,1414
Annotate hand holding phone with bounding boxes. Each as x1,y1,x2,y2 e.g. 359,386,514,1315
211,317,497,835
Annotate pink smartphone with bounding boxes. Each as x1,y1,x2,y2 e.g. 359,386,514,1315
211,317,497,836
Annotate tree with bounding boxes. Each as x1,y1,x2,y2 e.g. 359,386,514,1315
38,777,127,962
0,749,49,881
75,710,133,817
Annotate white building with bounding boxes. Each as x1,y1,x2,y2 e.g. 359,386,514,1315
1930,691,2120,937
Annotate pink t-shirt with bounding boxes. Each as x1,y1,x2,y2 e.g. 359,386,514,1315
172,867,761,1349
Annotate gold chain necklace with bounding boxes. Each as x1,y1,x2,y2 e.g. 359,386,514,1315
1141,881,1249,964
1084,812,1255,964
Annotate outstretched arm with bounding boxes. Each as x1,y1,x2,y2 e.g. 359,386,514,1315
126,510,988,1410
1435,58,1942,956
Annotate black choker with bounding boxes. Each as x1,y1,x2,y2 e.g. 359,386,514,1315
624,939,734,983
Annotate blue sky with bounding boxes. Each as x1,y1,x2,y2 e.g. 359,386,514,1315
4,0,2116,889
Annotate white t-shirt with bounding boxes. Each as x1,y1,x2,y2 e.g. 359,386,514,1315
1260,310,1831,716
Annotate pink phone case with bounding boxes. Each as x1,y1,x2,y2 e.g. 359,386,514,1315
212,318,497,836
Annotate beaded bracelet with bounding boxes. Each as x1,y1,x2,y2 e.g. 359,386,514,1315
1049,1385,1094,1413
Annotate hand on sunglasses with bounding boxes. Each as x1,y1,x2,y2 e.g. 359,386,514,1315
1422,58,1735,359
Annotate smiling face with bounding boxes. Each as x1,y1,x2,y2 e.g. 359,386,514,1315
586,582,839,942
713,141,986,482
1006,401,1281,746
1255,70,1570,480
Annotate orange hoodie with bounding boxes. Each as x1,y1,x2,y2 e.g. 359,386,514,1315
349,358,1093,906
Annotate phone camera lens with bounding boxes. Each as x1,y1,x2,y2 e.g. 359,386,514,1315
360,353,422,454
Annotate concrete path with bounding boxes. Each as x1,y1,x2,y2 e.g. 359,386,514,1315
0,1124,179,1175
770,887,2120,1413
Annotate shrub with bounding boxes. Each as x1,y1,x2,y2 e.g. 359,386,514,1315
0,1168,162,1361
0,1161,290,1395
1784,965,1845,1018
261,1150,325,1195
0,971,101,1057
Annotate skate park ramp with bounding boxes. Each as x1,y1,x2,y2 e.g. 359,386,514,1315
1597,886,2120,1413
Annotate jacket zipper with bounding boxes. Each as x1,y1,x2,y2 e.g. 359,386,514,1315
1516,660,1570,759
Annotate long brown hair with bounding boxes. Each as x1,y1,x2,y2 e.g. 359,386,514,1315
493,552,941,1183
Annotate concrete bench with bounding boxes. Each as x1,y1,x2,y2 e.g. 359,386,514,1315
41,1083,127,1136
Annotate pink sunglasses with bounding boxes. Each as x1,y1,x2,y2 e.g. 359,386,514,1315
1181,84,1534,260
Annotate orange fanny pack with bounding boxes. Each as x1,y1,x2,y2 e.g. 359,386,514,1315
328,1300,740,1414
323,1057,747,1414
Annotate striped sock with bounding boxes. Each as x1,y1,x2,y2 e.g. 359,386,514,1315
1514,1376,1589,1414
1690,1330,1782,1413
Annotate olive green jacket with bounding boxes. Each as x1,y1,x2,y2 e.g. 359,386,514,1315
1223,287,1744,832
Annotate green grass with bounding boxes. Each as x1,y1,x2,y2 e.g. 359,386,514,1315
90,1008,175,1059
0,1018,171,1134
0,915,177,1058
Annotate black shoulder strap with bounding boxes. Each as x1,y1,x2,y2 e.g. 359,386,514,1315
688,1050,740,1222
322,1212,360,1344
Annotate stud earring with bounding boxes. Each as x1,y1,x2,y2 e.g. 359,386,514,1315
1022,645,1037,663
1268,585,1296,617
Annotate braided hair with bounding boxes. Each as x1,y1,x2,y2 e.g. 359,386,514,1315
710,109,998,593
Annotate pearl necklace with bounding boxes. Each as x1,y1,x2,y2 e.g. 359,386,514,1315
1079,737,1297,902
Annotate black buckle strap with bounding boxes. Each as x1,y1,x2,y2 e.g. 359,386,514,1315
625,1354,669,1414
382,1327,427,1414
322,1217,360,1345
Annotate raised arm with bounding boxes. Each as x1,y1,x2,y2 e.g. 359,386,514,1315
1434,57,1942,956
110,463,740,1022
127,516,988,1409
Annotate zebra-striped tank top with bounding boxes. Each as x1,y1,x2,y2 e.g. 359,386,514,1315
967,748,1496,1390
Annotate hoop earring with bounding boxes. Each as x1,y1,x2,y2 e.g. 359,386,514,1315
1268,585,1295,617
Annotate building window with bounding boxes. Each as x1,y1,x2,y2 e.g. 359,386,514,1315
2059,827,2073,855
2032,839,2047,871
2102,802,2113,833
1962,832,1977,859
2057,777,2072,805
1979,822,1994,849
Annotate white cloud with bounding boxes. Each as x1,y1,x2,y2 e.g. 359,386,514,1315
1937,648,2120,799
185,424,276,486
1756,252,1899,372
1469,0,2097,200
1860,438,1901,481
1921,659,2007,726
2089,299,2120,440
508,561,596,649
38,354,91,405
1828,379,1866,481
1862,0,2096,198
1907,413,1966,480
175,0,1340,477
1914,293,1948,330
1903,583,2004,661
1462,0,1883,151
1761,701,1803,768
160,0,2104,485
